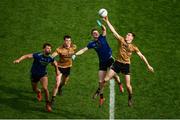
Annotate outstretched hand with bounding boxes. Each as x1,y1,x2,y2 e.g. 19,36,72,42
102,16,108,22
148,65,154,73
13,59,20,64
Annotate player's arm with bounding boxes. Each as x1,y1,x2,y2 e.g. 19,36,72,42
51,51,59,58
75,47,88,56
13,54,33,64
136,51,154,72
51,61,60,76
103,16,124,43
72,47,88,60
101,24,106,36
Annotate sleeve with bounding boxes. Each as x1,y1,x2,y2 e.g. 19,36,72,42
73,44,77,51
100,34,106,38
118,37,126,44
51,57,55,62
33,52,40,59
133,45,140,53
54,48,62,55
56,48,60,54
100,34,107,41
87,41,96,49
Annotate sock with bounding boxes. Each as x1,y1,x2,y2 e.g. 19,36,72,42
46,100,50,103
52,96,56,101
96,88,100,94
100,93,103,99
128,94,133,100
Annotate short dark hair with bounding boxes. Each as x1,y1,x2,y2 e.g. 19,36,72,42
91,28,98,34
64,35,71,40
129,32,135,38
43,43,52,49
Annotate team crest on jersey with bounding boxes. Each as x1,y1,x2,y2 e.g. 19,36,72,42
40,58,51,65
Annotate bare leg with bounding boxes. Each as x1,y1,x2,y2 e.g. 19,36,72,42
113,74,124,93
40,76,49,102
113,74,121,84
58,75,69,95
125,75,133,106
104,69,116,82
31,81,42,101
40,76,52,112
31,81,40,93
52,73,62,97
93,71,106,99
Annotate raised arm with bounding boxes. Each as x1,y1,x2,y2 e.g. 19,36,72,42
101,24,106,36
13,54,33,64
136,51,154,72
103,16,124,43
51,61,60,76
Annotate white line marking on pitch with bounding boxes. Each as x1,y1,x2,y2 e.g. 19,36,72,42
109,79,115,120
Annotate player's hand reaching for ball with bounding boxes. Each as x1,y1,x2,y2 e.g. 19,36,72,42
103,16,108,22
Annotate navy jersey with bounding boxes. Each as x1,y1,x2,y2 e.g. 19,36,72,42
31,52,54,76
87,35,112,63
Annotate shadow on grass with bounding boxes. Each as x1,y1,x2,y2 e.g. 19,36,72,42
0,85,41,114
48,109,101,119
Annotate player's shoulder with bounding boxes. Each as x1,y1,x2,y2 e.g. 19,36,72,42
56,45,64,51
99,34,106,38
89,40,97,46
87,40,96,49
72,44,77,48
33,52,43,56
131,43,138,48
131,43,140,52
49,54,54,60
32,52,43,59
89,40,96,44
118,37,126,44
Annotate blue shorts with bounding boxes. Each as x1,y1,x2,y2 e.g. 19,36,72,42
30,73,47,83
99,57,114,71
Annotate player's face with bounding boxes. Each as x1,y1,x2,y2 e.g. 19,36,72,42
44,46,52,55
64,38,71,48
125,33,134,43
92,30,99,40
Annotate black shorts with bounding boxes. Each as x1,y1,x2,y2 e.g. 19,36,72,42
31,74,47,83
58,67,71,77
99,57,114,71
111,61,130,75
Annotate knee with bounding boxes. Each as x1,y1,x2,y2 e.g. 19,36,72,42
55,82,60,89
104,76,110,82
126,83,131,89
42,86,48,91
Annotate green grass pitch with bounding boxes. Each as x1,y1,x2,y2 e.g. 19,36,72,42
0,0,179,119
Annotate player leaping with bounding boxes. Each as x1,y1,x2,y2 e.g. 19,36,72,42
73,23,124,106
103,16,154,107
13,43,59,112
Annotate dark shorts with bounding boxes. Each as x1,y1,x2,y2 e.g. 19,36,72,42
31,74,47,83
58,67,71,77
111,61,130,75
99,57,114,71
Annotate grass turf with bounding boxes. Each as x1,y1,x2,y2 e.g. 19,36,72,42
0,0,179,119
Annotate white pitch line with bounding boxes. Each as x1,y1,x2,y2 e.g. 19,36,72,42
109,79,115,120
